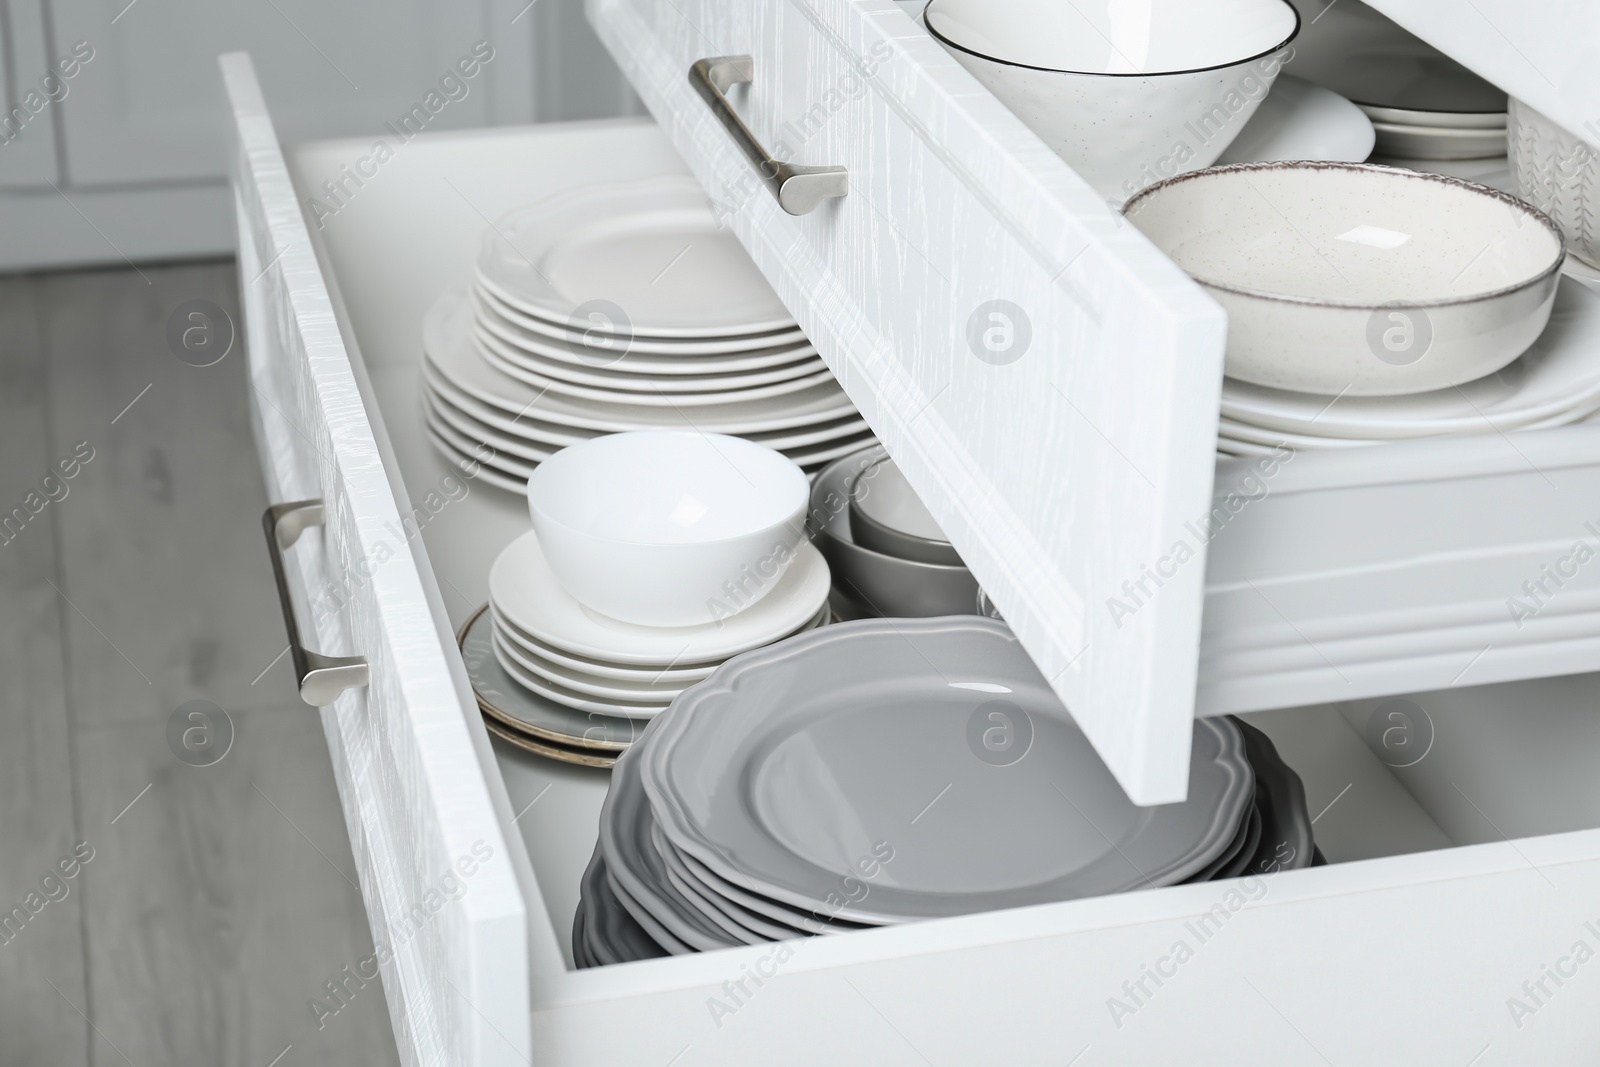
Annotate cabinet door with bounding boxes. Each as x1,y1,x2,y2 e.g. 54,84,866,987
0,0,61,188
55,0,532,186
589,0,1227,804
224,52,532,1067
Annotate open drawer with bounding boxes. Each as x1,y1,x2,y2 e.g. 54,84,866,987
224,46,1600,1063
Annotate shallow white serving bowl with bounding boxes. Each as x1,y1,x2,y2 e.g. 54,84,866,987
1509,98,1600,271
525,431,810,627
1216,75,1375,165
925,0,1299,201
1125,162,1566,396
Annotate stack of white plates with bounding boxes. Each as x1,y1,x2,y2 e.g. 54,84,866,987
478,529,831,741
421,176,875,490
573,617,1316,965
1218,277,1600,456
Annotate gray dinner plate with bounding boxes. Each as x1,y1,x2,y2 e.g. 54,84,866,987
1183,800,1256,884
460,605,645,751
599,742,746,952
1234,718,1316,875
575,846,669,967
642,617,1254,924
673,842,870,937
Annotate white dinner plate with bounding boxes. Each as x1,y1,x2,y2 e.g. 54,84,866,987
493,605,724,680
476,327,839,408
1217,76,1376,166
1218,390,1600,450
488,529,831,665
427,380,876,473
477,175,797,337
1369,120,1506,161
492,620,692,702
473,307,825,391
473,280,809,357
425,288,859,434
1220,278,1600,438
423,362,871,454
422,422,529,493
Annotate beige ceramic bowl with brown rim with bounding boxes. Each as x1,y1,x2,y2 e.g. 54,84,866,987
1124,161,1566,396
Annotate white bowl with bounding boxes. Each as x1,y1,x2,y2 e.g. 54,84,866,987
1125,162,1565,396
524,431,809,627
925,0,1299,201
1509,98,1600,271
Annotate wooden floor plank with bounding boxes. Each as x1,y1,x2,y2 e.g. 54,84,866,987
75,708,400,1067
37,261,299,726
0,273,91,1066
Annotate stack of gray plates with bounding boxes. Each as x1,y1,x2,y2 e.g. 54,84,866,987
420,176,877,491
574,616,1315,966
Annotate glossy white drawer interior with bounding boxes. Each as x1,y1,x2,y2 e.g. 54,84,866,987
284,117,1600,1064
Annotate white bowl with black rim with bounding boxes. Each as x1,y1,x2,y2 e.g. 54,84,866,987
924,0,1300,202
1124,161,1566,396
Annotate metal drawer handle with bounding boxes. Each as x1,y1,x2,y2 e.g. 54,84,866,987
263,500,370,706
690,55,848,216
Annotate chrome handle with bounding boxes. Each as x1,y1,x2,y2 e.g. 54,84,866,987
689,55,848,216
263,500,370,706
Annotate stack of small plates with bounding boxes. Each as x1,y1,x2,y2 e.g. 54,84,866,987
421,176,876,490
465,529,832,763
1218,278,1600,456
1361,104,1507,162
573,617,1315,965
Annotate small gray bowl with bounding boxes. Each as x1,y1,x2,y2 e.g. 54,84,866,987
808,446,978,617
847,454,965,566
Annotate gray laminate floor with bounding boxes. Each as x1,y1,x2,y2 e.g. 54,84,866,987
0,260,400,1067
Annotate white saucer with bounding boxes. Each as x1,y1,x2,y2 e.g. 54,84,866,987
1220,278,1600,438
488,529,831,665
492,631,673,718
424,288,858,435
473,280,808,358
1218,76,1376,166
477,175,796,337
492,605,723,680
476,326,838,408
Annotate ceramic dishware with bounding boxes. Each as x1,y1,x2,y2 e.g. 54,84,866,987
1509,98,1600,271
642,617,1254,923
488,529,831,665
925,0,1298,201
478,176,796,337
524,431,810,627
810,446,978,617
1217,75,1375,165
1218,278,1600,437
1367,120,1505,161
846,454,961,566
1125,162,1565,396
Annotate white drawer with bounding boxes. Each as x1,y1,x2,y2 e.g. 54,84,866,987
224,42,1600,1058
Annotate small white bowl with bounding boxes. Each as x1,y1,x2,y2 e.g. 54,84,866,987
525,431,809,627
925,0,1299,201
1509,98,1600,271
1124,162,1566,396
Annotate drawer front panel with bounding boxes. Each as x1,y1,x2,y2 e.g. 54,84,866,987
588,0,1227,804
223,53,529,1067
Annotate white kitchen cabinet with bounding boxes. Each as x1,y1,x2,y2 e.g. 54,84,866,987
0,0,63,188
54,0,533,187
222,0,1600,1059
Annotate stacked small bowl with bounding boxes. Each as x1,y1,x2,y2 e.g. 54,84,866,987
467,432,833,764
422,175,877,490
574,617,1316,965
808,445,981,618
